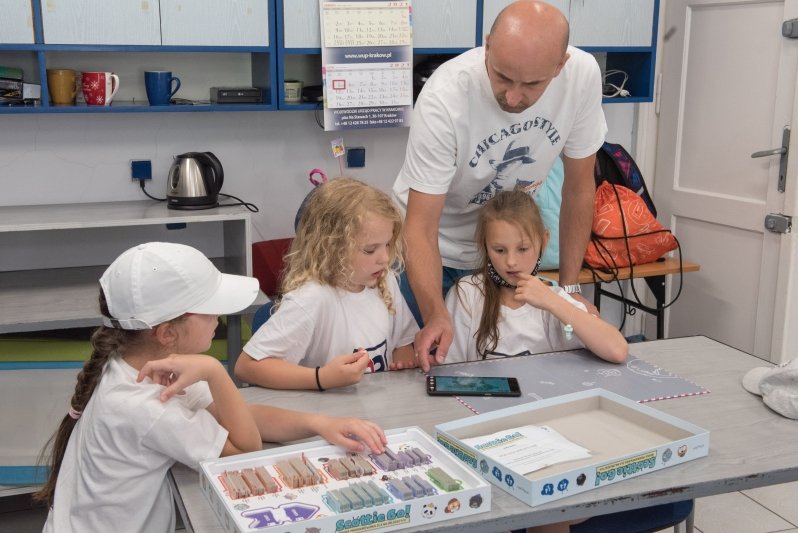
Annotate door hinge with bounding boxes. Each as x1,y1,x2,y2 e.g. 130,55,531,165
784,18,798,38
765,213,792,234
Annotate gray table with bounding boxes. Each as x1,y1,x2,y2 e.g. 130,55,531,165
170,336,798,532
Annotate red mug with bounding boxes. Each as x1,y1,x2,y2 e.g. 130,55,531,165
81,71,120,106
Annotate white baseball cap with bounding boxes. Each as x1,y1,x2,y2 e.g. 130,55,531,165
742,358,798,420
99,242,260,330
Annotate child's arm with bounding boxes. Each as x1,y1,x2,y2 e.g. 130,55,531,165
236,349,372,390
389,344,417,370
514,274,628,363
137,354,262,456
249,405,387,454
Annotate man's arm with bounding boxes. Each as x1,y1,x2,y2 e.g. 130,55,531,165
404,189,452,369
559,153,597,310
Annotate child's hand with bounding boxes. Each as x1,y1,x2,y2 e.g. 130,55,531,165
319,349,371,389
514,273,556,308
137,354,224,402
389,359,418,370
389,345,418,370
314,416,387,454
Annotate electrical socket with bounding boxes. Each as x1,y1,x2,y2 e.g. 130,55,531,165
130,160,152,181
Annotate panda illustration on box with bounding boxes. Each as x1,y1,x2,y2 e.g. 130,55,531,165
422,502,437,519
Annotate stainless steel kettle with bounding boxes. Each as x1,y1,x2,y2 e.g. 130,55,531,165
166,152,224,210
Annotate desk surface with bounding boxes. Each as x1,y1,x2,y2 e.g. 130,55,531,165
539,258,700,284
171,336,798,532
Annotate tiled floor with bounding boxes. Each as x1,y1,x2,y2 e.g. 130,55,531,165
3,481,798,532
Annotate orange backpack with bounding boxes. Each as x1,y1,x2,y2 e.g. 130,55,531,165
584,181,678,269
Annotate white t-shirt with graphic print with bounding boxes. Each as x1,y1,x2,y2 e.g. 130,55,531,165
243,275,418,372
393,46,607,270
445,274,587,363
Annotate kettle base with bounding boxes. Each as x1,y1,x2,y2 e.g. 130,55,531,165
167,201,219,211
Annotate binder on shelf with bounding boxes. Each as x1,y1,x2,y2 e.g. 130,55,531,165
0,66,23,80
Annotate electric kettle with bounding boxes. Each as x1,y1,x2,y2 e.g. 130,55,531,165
166,152,224,210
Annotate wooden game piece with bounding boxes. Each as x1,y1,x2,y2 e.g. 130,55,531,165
427,467,461,492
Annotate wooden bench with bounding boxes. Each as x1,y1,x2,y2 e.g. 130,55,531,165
538,258,700,339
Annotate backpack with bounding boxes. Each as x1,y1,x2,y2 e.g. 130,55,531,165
594,142,657,217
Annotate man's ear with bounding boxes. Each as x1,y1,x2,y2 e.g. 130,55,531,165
553,52,570,78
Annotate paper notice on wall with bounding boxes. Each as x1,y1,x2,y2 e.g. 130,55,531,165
320,0,413,131
461,425,592,475
322,1,412,48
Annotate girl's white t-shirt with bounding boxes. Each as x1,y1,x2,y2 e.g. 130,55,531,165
243,275,418,372
43,356,227,533
446,274,586,362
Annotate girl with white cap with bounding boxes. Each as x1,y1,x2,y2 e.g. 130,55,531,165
35,242,386,533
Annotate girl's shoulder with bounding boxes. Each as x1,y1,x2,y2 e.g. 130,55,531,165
447,273,485,307
453,273,485,293
284,280,339,300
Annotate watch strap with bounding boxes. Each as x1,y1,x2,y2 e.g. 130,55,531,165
562,284,582,294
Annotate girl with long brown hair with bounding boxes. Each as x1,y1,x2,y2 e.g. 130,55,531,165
445,190,628,363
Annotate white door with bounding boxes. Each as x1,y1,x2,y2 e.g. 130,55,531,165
654,0,798,362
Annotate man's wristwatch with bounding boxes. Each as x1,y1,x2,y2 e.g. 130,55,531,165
562,284,582,295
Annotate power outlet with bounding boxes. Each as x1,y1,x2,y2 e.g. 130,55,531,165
130,160,152,181
346,147,366,168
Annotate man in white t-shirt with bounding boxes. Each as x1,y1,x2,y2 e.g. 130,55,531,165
393,0,606,369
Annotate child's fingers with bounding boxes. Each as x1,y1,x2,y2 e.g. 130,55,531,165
352,353,371,370
158,375,189,402
332,421,386,454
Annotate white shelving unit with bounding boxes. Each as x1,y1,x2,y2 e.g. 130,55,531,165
0,201,264,369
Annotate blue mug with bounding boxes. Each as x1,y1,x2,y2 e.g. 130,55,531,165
145,71,181,106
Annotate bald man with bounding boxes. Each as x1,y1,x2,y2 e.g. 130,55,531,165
393,0,606,370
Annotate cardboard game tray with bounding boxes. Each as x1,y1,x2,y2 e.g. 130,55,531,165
200,426,491,533
435,389,709,506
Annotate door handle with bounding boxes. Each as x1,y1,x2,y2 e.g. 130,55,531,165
751,126,790,192
751,147,786,158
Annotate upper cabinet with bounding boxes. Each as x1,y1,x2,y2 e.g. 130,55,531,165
281,0,320,49
482,0,569,42
40,0,161,45
411,0,477,50
1,0,35,44
40,0,273,47
280,0,478,51
481,0,659,102
160,0,270,47
482,0,655,47
568,0,655,47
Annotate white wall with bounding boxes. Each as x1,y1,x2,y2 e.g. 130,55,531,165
0,105,634,241
0,111,405,243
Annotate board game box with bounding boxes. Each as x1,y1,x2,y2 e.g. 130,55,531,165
435,389,709,506
200,426,491,532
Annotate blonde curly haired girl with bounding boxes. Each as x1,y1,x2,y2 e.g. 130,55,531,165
236,178,418,390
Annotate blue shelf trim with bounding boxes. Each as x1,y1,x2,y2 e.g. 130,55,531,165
283,48,322,55
0,361,84,370
0,466,49,485
39,44,271,53
579,46,653,54
476,0,484,46
414,48,468,55
0,104,277,114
